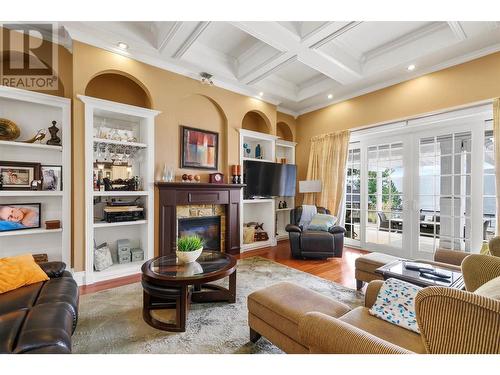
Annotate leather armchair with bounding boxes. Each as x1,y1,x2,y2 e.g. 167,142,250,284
285,206,345,259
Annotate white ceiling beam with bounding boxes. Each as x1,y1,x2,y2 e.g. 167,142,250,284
447,22,467,41
156,21,182,52
240,52,296,85
231,21,361,85
305,21,361,47
172,21,210,59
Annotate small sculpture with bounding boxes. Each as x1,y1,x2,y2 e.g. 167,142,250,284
23,129,46,144
46,121,61,146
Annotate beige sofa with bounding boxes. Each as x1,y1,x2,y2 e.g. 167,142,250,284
248,254,500,354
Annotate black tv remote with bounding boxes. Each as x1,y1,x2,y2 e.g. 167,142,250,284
420,269,452,279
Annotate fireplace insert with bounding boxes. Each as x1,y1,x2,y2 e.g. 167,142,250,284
178,216,221,251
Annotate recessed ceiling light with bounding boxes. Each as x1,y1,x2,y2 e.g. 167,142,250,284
117,42,129,50
258,92,264,97
327,94,333,99
407,64,416,71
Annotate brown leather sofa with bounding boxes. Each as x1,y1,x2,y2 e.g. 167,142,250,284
0,261,79,354
285,206,345,259
248,254,500,354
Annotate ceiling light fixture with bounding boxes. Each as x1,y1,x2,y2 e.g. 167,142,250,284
327,94,333,99
258,92,264,97
117,42,129,50
407,64,416,71
200,72,214,86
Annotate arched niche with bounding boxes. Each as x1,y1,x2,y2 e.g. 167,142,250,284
85,71,152,109
1,51,65,97
168,94,228,175
277,121,294,141
241,110,271,134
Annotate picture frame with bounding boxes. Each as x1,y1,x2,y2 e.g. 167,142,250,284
180,126,219,170
41,165,63,191
0,161,41,190
0,203,41,232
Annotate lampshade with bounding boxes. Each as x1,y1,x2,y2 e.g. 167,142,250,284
299,180,322,193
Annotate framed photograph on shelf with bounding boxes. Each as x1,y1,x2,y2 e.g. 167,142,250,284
0,203,41,232
180,126,219,170
0,161,41,190
41,165,62,191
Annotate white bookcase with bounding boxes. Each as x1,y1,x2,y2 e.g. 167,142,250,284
0,86,71,265
79,95,159,284
239,129,296,251
275,139,297,240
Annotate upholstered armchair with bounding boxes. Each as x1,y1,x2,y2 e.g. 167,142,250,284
285,206,345,259
299,254,500,354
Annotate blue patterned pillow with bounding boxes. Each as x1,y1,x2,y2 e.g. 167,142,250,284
369,278,421,333
306,214,337,231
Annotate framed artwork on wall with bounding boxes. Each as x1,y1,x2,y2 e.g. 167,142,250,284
0,203,41,232
0,161,41,190
180,126,219,170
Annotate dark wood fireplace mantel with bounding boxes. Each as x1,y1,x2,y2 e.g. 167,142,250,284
156,182,245,256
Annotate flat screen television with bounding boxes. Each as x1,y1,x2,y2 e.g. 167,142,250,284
243,160,296,198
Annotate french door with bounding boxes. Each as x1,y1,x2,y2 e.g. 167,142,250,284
345,105,491,259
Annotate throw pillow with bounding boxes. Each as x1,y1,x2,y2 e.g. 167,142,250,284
94,242,113,271
0,254,49,294
306,213,337,231
369,278,421,333
474,275,500,300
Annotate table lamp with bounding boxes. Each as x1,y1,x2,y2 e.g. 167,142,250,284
299,180,322,204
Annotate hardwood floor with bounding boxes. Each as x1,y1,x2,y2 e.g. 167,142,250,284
79,240,368,295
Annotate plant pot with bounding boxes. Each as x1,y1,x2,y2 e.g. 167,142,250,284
176,247,203,264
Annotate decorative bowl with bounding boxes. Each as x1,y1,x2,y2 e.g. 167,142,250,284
176,247,203,264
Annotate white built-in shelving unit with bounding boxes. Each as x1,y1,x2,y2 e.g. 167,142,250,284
79,95,159,285
239,129,296,251
0,86,71,265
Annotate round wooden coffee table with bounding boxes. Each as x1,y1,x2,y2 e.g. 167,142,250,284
141,251,237,332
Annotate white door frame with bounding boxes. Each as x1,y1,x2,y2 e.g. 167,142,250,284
348,104,492,258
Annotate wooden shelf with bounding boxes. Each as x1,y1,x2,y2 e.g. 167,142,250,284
0,140,63,151
241,239,273,251
276,207,293,212
0,228,62,237
93,138,147,148
93,191,149,197
0,190,63,197
243,199,274,204
92,261,143,282
93,220,147,228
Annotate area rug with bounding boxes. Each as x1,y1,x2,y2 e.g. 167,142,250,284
73,256,363,354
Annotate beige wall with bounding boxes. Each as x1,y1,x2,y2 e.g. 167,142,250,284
295,51,500,204
71,41,282,271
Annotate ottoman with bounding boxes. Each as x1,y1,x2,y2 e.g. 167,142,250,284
355,252,399,290
247,281,351,353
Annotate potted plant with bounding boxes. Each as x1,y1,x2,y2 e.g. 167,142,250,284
176,235,204,263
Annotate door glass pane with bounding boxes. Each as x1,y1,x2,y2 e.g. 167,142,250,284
418,131,472,252
483,130,496,241
364,142,404,250
345,147,361,242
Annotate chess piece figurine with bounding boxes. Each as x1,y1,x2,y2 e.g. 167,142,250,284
23,129,46,144
46,121,61,146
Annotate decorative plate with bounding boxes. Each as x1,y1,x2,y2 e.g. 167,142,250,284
0,118,21,141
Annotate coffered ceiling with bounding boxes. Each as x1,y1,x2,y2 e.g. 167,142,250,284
62,21,500,116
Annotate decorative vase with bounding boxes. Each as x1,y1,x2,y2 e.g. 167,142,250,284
255,144,262,159
161,163,168,181
176,247,203,264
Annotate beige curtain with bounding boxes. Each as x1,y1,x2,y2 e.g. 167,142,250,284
303,130,350,216
494,98,500,234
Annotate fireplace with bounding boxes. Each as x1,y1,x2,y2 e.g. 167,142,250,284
156,182,245,256
178,216,221,251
